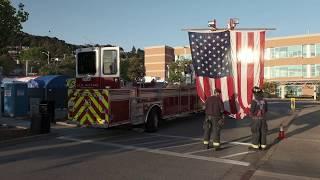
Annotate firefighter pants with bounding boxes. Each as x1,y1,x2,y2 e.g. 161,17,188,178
203,115,222,145
251,117,268,146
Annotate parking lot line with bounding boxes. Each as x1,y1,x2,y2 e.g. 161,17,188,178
130,138,174,146
57,136,250,167
220,151,255,159
0,139,99,157
111,135,157,143
184,148,213,155
157,141,200,150
153,133,251,146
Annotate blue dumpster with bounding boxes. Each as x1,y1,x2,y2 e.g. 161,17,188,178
4,82,28,117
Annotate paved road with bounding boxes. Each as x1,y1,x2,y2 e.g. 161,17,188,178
0,100,318,180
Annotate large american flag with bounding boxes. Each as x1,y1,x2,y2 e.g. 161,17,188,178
188,30,265,119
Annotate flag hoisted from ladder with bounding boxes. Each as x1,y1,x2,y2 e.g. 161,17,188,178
188,30,265,119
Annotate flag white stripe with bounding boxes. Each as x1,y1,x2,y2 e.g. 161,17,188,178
220,77,230,112
253,31,261,87
209,78,216,95
198,76,204,100
240,32,249,108
230,31,241,116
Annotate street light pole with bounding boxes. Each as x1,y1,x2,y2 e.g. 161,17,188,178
42,51,50,64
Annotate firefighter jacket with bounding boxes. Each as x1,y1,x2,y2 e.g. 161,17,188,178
205,95,224,117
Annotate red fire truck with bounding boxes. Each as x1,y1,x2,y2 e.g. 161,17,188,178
67,46,202,132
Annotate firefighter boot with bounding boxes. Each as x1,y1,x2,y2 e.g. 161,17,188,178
260,144,267,150
213,142,220,151
203,141,210,149
248,144,260,151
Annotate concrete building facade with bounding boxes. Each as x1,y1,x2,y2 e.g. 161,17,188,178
144,33,320,98
144,46,175,80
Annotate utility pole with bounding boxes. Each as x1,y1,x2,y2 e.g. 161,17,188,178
42,51,50,64
25,60,28,76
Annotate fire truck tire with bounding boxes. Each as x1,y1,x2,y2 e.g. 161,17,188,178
145,108,159,133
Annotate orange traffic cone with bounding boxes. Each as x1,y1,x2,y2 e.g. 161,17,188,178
278,124,285,140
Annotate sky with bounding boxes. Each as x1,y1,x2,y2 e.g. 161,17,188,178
11,0,320,51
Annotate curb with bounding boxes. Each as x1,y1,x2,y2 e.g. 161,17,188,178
55,121,78,127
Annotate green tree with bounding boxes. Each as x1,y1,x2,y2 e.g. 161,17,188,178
0,0,29,50
36,53,75,76
19,47,48,73
120,59,130,81
263,81,277,94
0,54,17,75
131,46,137,55
168,60,191,84
136,48,144,59
127,57,145,81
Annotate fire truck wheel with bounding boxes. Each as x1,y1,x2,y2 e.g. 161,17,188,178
145,108,159,133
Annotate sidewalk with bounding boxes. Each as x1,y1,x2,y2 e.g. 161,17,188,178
0,116,30,129
251,106,320,180
0,109,68,128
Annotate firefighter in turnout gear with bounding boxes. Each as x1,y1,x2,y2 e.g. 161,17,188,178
203,89,224,150
249,86,268,150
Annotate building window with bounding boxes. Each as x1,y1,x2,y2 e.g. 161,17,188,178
268,45,303,60
302,45,307,57
287,45,302,58
316,64,320,77
288,66,303,77
302,65,307,77
310,44,315,57
279,47,288,58
279,66,288,77
269,65,307,78
311,64,315,77
315,44,320,56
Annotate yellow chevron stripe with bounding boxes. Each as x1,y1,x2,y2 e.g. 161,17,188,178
73,89,80,97
66,79,76,89
88,95,100,112
101,90,110,123
96,117,104,124
70,89,111,126
87,113,94,124
80,111,94,125
74,96,84,110
68,89,73,96
105,114,109,123
88,106,98,116
93,90,103,112
80,113,88,125
73,105,86,122
101,90,109,109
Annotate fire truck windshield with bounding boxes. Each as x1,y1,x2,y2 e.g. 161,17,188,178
103,50,118,75
77,51,96,75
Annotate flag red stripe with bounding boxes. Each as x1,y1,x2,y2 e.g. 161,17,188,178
247,32,255,104
214,78,221,92
196,76,205,102
203,77,211,97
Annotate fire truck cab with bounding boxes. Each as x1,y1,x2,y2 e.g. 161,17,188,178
76,46,121,89
67,46,202,132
